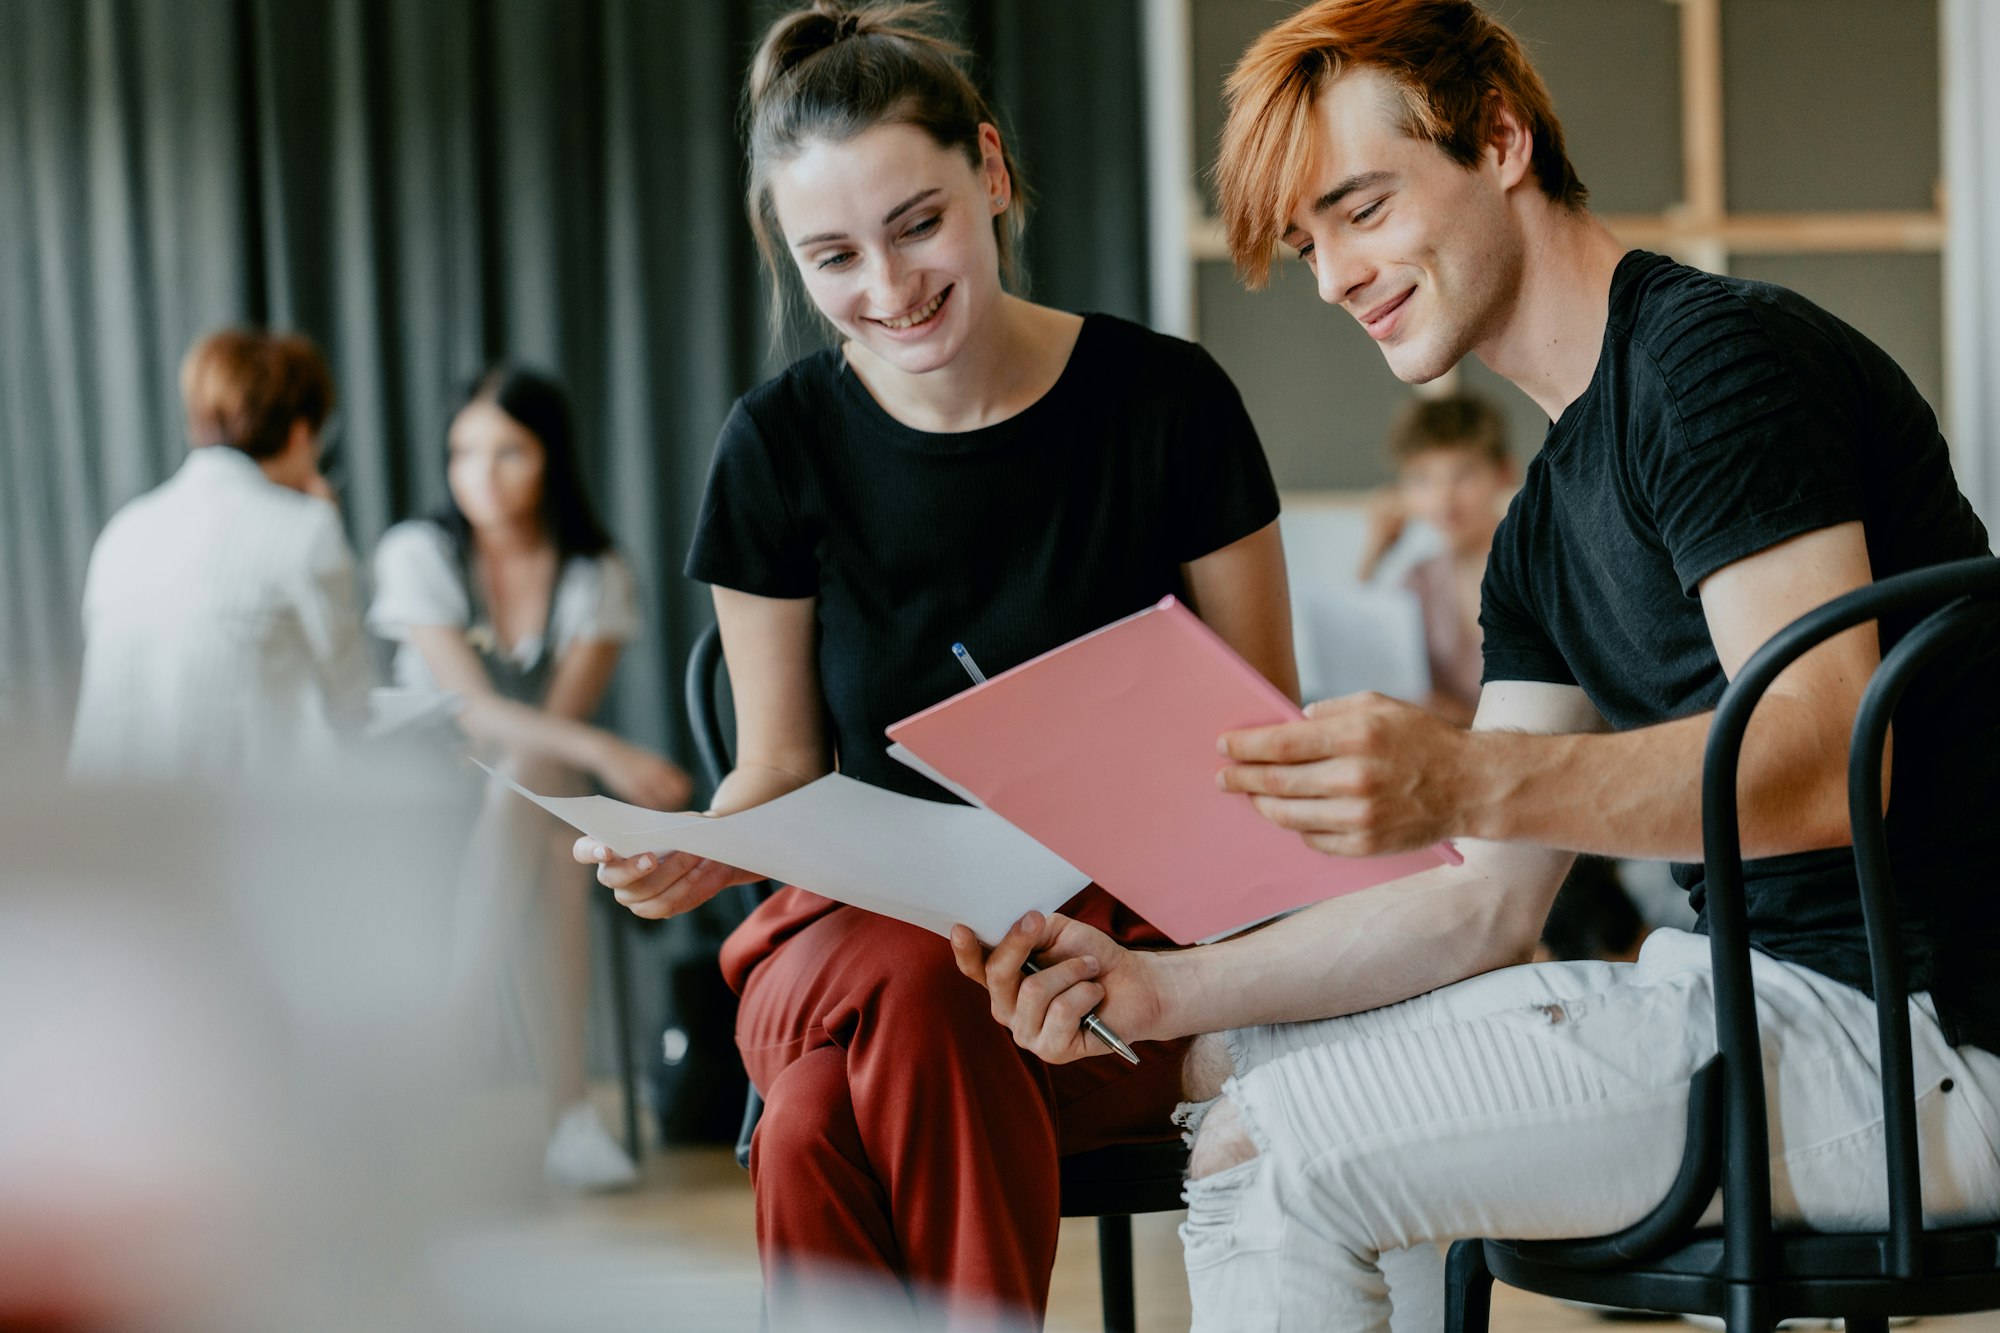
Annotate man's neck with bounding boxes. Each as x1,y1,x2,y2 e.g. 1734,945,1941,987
1472,205,1629,422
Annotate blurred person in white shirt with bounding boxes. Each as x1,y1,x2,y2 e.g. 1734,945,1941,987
68,328,371,783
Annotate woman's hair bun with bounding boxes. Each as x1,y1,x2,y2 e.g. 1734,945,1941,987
751,4,861,109
747,2,945,110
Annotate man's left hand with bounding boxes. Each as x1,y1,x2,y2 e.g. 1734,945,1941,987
1218,692,1478,856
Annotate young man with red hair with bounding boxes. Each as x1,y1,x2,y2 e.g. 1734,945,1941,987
954,2,2000,1328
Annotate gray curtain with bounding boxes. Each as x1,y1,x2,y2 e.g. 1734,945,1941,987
0,0,1150,757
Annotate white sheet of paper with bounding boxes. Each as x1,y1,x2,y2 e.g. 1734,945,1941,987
476,762,1088,944
884,742,989,808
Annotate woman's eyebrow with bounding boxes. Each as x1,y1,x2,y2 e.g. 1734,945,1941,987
791,187,943,248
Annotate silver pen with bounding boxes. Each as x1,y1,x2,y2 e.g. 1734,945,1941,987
1022,960,1141,1064
952,642,1143,1066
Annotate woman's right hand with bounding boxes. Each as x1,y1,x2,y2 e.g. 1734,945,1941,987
591,738,695,811
573,841,760,920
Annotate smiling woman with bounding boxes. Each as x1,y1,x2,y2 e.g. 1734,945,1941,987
573,2,1302,1326
769,121,1014,402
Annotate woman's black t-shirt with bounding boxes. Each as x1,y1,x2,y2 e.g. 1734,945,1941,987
686,313,1281,802
1481,250,2000,1050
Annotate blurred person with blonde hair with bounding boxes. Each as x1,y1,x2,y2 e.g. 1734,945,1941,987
1355,393,1514,723
68,327,371,782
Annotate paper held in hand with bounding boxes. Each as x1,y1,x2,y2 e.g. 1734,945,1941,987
885,595,1460,945
476,760,1087,945
485,595,1455,949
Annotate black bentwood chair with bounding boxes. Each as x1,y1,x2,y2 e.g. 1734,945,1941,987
1446,555,2000,1333
685,623,1188,1333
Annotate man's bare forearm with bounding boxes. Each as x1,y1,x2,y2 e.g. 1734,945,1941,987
1462,692,1854,862
1148,839,1569,1038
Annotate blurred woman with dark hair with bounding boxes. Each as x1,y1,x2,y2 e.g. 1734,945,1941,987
69,327,372,781
369,365,690,1190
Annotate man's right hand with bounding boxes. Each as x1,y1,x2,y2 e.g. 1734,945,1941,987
950,911,1170,1064
574,840,758,920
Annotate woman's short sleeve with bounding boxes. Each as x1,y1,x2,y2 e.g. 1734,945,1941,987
684,398,818,598
367,521,469,639
1166,344,1281,563
551,552,641,650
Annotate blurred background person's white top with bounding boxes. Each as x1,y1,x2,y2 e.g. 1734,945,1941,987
67,328,372,784
68,445,371,782
370,517,637,696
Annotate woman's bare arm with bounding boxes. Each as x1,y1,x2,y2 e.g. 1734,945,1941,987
1181,520,1301,704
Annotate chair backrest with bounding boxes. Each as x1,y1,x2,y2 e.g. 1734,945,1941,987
682,620,776,934
1699,554,2000,1283
683,622,730,792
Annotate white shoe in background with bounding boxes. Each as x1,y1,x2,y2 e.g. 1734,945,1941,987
544,1101,640,1193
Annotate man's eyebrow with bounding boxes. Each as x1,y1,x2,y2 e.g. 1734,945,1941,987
1309,170,1395,216
790,187,943,249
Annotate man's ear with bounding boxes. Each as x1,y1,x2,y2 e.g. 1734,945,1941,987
1484,91,1535,193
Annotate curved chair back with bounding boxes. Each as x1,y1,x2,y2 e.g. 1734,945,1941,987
683,622,730,793
1700,555,2000,1283
683,620,775,1170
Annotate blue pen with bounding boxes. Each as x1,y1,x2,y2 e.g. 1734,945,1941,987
951,641,1141,1065
950,642,987,685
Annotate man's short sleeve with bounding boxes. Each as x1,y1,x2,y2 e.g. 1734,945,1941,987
1167,345,1282,564
684,399,818,598
1479,507,1574,688
1636,287,1865,595
368,521,468,638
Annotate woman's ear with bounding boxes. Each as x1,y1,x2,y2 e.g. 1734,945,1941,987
977,122,1011,216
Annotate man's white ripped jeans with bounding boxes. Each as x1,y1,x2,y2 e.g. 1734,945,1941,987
1175,928,2000,1333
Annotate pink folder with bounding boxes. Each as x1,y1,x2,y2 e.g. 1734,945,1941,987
886,596,1459,945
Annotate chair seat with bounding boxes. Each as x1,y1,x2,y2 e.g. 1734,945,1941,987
1484,1225,2000,1321
1058,1140,1188,1218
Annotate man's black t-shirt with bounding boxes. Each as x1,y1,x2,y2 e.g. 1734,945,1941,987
1481,250,2000,1051
686,313,1281,802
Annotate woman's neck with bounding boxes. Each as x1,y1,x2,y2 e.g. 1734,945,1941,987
846,295,1081,434
472,517,550,561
